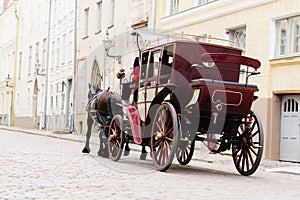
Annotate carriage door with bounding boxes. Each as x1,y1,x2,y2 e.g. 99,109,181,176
280,95,300,162
137,50,160,122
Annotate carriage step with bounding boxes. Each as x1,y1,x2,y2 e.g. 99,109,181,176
253,144,262,148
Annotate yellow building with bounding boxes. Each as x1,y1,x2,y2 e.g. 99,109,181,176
154,0,300,161
0,0,16,126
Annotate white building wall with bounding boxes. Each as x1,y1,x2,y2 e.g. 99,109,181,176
75,0,152,134
46,0,75,131
0,1,17,126
13,0,49,129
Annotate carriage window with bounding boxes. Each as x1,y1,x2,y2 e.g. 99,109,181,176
147,50,161,86
140,52,149,82
160,45,174,84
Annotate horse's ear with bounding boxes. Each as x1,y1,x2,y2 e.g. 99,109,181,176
88,83,91,89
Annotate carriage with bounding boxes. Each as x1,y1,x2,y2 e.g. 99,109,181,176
104,34,263,176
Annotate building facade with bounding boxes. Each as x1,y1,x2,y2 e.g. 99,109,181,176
0,0,17,126
10,0,76,132
75,0,152,134
13,0,49,129
154,0,300,161
45,0,75,131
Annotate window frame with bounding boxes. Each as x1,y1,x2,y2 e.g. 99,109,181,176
275,15,300,58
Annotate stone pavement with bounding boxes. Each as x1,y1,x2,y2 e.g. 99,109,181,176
1,125,300,175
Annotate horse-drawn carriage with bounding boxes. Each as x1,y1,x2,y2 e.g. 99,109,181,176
84,34,263,176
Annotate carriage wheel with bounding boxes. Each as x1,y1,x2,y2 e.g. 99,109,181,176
151,102,179,172
176,139,195,165
232,110,264,176
107,115,124,161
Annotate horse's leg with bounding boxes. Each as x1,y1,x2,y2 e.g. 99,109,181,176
82,114,93,153
97,128,109,157
97,115,109,157
140,145,147,160
123,140,130,156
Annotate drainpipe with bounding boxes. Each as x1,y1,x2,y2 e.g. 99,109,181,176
150,0,156,30
43,0,52,130
70,0,78,132
12,0,19,126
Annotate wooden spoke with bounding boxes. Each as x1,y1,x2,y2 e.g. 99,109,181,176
232,111,264,176
151,102,178,171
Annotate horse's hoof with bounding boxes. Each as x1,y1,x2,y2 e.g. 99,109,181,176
102,151,109,158
140,153,147,160
82,147,90,154
123,150,130,156
98,150,109,158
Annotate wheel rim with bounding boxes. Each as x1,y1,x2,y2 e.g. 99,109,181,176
232,111,264,176
176,139,195,165
151,103,178,171
108,115,124,161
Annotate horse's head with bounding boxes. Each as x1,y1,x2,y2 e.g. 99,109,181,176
88,83,102,100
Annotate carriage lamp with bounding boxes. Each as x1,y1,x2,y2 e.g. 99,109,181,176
103,30,121,64
35,60,46,76
5,74,13,88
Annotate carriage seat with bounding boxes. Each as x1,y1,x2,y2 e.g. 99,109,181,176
191,78,257,89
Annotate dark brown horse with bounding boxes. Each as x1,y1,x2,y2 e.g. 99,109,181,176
82,84,148,159
82,84,122,157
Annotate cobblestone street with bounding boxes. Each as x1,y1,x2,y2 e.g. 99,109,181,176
1,128,300,199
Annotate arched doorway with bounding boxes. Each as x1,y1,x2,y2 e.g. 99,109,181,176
90,60,102,88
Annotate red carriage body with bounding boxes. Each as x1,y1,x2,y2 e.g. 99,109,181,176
106,38,263,176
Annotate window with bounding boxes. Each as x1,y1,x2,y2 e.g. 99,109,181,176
30,9,34,33
166,0,179,15
19,17,23,39
61,93,65,111
195,0,213,6
83,8,89,38
28,46,32,76
35,42,39,65
37,3,41,28
18,52,22,79
53,0,58,24
230,28,246,52
43,1,48,23
56,95,59,111
51,41,55,69
148,51,160,85
283,98,299,112
62,34,67,64
109,0,115,27
140,52,149,81
56,38,60,67
229,27,246,82
276,16,300,57
96,1,102,32
69,30,73,62
160,45,174,84
27,88,30,112
50,85,54,110
42,38,47,71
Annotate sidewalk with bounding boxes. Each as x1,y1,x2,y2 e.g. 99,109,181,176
1,125,300,175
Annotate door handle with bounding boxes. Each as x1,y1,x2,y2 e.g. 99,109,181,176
290,137,297,139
